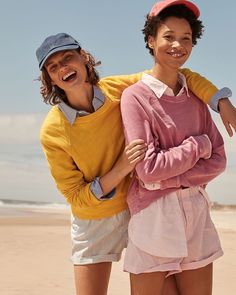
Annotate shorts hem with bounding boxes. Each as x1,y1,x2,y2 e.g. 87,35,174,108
124,262,180,274
71,253,122,265
124,249,223,275
170,249,224,275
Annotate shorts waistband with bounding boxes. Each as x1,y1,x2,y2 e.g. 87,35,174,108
177,186,211,208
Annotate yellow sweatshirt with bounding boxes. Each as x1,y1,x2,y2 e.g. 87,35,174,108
40,68,218,219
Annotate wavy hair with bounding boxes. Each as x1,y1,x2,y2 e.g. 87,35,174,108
39,48,100,105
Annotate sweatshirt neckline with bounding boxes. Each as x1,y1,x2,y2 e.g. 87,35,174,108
139,80,189,103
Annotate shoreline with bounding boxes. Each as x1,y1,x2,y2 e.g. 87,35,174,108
1,205,235,228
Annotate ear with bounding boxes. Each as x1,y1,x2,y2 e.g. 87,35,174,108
148,35,155,50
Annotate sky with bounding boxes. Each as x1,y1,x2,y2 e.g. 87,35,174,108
0,0,235,204
0,0,235,114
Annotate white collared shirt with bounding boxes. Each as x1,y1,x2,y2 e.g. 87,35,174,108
142,72,190,98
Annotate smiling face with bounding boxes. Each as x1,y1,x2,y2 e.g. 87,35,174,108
148,16,193,71
44,49,88,94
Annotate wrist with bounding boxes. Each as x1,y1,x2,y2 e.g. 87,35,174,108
218,97,230,112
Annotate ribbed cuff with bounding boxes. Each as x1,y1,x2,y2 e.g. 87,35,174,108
195,134,212,159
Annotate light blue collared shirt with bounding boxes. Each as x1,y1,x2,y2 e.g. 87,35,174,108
58,85,115,200
58,85,105,124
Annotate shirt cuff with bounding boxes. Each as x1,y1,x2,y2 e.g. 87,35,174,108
90,177,116,200
209,87,232,112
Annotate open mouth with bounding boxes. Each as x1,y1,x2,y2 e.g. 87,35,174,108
62,71,77,82
168,51,185,58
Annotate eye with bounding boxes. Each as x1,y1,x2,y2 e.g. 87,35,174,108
164,35,174,41
48,65,57,73
64,54,73,61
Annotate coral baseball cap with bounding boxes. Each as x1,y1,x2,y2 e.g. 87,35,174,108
149,0,200,19
36,33,81,70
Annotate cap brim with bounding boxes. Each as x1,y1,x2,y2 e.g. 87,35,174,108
39,44,80,70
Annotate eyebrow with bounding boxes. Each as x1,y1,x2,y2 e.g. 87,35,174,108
164,30,192,35
45,51,71,68
45,61,55,68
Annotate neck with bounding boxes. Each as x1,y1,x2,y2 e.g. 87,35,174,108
151,65,181,95
66,82,94,112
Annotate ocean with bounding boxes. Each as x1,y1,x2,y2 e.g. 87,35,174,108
0,112,236,209
0,141,236,209
0,142,66,208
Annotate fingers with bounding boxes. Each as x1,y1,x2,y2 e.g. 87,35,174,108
232,122,236,132
128,148,146,164
223,121,233,137
125,140,146,155
125,139,146,149
125,139,147,165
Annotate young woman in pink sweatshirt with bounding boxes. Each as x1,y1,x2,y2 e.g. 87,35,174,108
121,1,227,294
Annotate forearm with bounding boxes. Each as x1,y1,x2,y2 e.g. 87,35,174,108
100,138,146,195
99,165,130,196
219,98,236,137
160,130,226,190
135,135,211,184
161,149,226,189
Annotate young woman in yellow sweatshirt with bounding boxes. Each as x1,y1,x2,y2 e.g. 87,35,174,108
36,32,235,295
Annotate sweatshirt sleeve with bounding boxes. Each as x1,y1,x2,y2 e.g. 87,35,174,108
180,68,218,104
121,89,212,185
40,127,102,209
98,71,145,101
160,106,227,189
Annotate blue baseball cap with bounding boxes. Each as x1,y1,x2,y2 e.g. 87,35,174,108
36,33,81,70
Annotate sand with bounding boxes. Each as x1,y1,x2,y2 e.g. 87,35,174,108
0,207,235,295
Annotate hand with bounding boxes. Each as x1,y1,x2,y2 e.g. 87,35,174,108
219,98,236,137
115,139,147,175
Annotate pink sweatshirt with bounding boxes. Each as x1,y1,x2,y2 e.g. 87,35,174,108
121,79,226,215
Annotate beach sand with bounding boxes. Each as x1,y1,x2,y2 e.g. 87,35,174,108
0,207,235,295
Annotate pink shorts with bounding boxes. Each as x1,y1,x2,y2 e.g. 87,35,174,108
124,187,223,276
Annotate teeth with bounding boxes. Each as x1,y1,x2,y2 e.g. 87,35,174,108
169,52,184,57
63,71,76,81
170,51,184,57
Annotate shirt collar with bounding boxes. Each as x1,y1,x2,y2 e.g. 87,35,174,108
58,85,105,125
142,72,189,98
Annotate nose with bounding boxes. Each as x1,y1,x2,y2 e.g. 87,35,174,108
172,40,182,48
59,60,68,69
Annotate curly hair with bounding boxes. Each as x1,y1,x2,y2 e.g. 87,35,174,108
143,4,204,56
39,48,100,105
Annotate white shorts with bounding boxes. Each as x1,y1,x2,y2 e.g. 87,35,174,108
71,209,130,265
124,187,223,275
